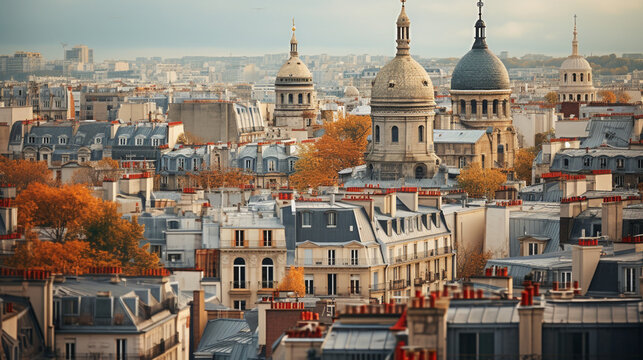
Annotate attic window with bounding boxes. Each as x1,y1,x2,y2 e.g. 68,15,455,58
422,80,429,86
388,81,395,88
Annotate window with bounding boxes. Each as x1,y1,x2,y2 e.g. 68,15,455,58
118,137,127,145
59,136,67,145
458,332,494,360
326,211,337,227
29,136,36,143
328,249,336,265
262,230,273,247
458,157,466,169
233,300,246,310
560,271,572,286
234,230,245,247
65,342,76,360
298,93,303,104
261,258,274,288
288,159,295,172
639,159,643,169
614,175,624,187
391,126,399,143
301,211,311,227
288,93,293,104
471,100,477,115
616,158,624,169
460,100,466,114
482,100,488,115
116,339,127,360
350,275,360,294
177,158,185,169
583,157,591,167
304,249,313,265
624,267,637,293
167,253,182,262
558,332,589,360
305,275,314,294
351,249,359,265
564,73,568,82
233,258,246,288
327,273,337,295
267,160,276,172
42,136,50,144
599,157,607,169
418,125,424,142
572,73,577,82
152,138,160,146
135,137,144,146
95,137,102,144
280,93,284,104
492,99,498,115
245,159,252,169
564,158,569,168
528,243,539,256
375,125,380,143
193,158,199,171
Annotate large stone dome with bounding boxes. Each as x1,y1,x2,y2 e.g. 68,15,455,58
372,56,434,103
560,55,591,71
276,56,312,80
451,48,510,91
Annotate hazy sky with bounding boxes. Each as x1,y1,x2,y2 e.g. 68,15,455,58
1,0,641,61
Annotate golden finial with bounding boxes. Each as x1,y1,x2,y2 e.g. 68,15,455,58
292,18,296,32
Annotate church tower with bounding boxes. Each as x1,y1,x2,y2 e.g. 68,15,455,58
273,21,317,133
366,0,440,181
449,1,517,168
558,16,596,103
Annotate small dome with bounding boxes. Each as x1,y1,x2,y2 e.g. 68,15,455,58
560,55,591,71
344,86,359,98
276,56,312,79
451,48,510,91
372,56,434,102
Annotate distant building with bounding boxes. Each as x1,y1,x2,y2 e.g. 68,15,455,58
0,52,44,75
557,17,596,103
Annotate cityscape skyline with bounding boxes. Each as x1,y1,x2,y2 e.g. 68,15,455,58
1,0,641,61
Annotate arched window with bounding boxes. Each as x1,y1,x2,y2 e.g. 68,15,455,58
572,73,577,82
418,125,424,142
307,93,311,103
492,100,499,115
564,73,567,82
503,100,508,116
375,125,380,143
482,100,488,115
415,165,425,179
391,126,399,143
569,94,573,102
585,94,589,102
298,93,303,104
280,93,284,104
261,258,274,288
587,73,591,82
459,157,466,169
580,73,584,82
562,94,566,101
460,100,466,114
288,94,293,104
577,94,581,101
471,100,477,115
233,258,246,288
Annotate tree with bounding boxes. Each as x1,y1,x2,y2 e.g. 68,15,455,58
83,202,160,273
277,266,305,297
615,91,631,103
189,168,253,190
514,148,537,185
456,163,506,199
544,91,558,105
534,128,555,153
456,246,493,279
0,158,53,192
16,183,100,242
71,158,123,185
291,115,371,189
177,131,204,145
598,90,616,103
5,239,120,275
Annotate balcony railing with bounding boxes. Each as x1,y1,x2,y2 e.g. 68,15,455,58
259,280,278,289
370,283,387,292
296,258,376,267
389,279,410,290
56,333,179,360
230,281,251,290
226,239,286,249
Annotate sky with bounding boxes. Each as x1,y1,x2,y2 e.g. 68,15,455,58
0,0,641,61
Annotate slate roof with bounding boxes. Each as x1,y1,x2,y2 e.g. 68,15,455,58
434,129,486,144
321,323,396,354
580,119,633,148
451,48,510,91
543,299,643,324
195,318,255,358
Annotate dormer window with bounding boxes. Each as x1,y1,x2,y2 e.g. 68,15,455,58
152,138,160,147
267,160,276,172
118,137,127,146
59,136,67,145
28,136,35,143
135,137,144,146
42,136,51,145
95,137,102,144
326,211,337,227
177,158,185,170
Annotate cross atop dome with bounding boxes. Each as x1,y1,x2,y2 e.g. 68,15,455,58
290,18,298,57
477,1,484,20
473,1,487,49
400,0,406,6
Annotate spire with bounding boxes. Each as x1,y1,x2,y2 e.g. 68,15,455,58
473,1,488,49
572,15,579,56
290,18,298,57
396,0,411,56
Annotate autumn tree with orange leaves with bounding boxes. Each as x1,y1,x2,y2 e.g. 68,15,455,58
0,158,53,191
457,163,506,199
514,148,537,185
189,168,254,190
277,266,306,297
290,115,371,189
71,158,123,186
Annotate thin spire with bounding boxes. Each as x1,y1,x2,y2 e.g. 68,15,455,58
572,15,579,56
290,18,298,57
396,0,411,56
473,1,488,49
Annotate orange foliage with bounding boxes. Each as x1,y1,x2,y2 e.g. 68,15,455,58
71,158,123,185
189,168,253,190
0,158,53,191
16,183,100,242
598,90,617,103
277,266,305,297
6,239,120,275
290,115,371,189
514,148,537,185
457,163,506,199
456,246,493,279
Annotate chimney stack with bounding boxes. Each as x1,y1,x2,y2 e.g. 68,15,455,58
572,241,602,296
190,290,208,355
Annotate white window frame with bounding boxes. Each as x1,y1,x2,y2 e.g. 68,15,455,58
118,137,127,146
624,267,637,293
59,136,67,145
328,249,336,266
95,137,102,144
350,249,359,266
42,136,51,144
326,211,337,227
152,138,160,146
267,160,276,172
301,211,311,228
528,243,539,256
135,137,144,146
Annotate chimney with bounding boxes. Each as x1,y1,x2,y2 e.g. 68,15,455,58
571,241,602,295
103,179,118,202
602,200,623,243
406,293,450,360
257,297,272,346
190,290,208,355
255,144,263,173
518,299,545,359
